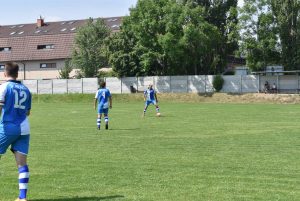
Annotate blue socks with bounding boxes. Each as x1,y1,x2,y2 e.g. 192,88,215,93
18,165,29,199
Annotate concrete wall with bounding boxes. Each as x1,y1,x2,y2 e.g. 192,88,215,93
15,75,300,95
104,75,300,94
22,78,98,94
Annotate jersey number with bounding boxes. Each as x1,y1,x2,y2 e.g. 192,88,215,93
13,89,27,109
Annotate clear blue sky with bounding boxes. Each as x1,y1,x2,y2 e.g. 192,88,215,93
0,0,138,25
0,0,243,25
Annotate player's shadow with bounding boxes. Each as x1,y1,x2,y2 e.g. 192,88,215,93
109,128,140,131
31,195,124,201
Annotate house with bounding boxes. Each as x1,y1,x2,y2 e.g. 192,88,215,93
0,17,122,80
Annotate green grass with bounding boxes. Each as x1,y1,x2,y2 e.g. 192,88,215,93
0,94,299,201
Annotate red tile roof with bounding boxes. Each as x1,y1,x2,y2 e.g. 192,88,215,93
0,17,122,62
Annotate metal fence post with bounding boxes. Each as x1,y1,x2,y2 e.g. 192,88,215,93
121,77,123,94
277,75,279,92
240,75,243,94
81,78,84,94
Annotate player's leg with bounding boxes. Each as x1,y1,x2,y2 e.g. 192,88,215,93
153,101,160,114
97,113,102,130
104,109,109,130
12,135,30,201
143,101,150,116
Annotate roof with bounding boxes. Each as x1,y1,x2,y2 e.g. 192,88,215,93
0,17,122,62
0,17,122,38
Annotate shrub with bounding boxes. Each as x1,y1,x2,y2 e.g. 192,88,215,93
59,59,73,79
213,75,224,92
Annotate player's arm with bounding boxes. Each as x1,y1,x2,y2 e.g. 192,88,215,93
94,98,97,110
109,96,112,109
143,91,147,101
94,91,99,110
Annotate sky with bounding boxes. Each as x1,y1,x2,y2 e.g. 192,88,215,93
0,0,244,25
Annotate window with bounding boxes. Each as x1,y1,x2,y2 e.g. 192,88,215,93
111,25,120,28
37,44,54,50
70,27,76,31
0,47,12,52
0,64,5,70
35,30,41,33
40,63,56,68
10,32,16,35
68,21,75,24
18,31,24,35
18,25,24,28
60,28,67,32
107,18,118,22
10,25,16,28
61,22,66,25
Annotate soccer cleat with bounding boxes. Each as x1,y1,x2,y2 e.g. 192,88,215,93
15,198,27,201
97,126,100,130
105,124,108,130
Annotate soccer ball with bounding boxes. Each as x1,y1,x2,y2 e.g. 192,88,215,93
156,113,161,117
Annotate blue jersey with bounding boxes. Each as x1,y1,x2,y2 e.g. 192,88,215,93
0,80,31,136
144,88,156,101
95,88,111,109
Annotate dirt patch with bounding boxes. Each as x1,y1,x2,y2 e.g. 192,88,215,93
112,93,300,104
154,93,300,104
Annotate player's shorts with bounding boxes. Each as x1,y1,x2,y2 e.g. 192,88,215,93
145,100,157,106
0,134,30,155
98,107,109,115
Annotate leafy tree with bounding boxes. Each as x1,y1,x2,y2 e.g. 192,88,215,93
107,0,222,76
271,0,300,70
181,0,240,73
239,0,281,71
72,18,111,77
59,59,73,79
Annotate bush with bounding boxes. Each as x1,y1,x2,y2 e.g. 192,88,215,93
97,70,118,78
58,59,73,79
213,75,224,92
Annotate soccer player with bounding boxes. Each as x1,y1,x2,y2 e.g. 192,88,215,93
143,84,160,116
0,62,32,201
94,81,112,130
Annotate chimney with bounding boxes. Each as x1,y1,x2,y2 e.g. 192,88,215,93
37,16,44,27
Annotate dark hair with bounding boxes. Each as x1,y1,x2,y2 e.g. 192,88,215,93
5,62,19,78
100,81,106,88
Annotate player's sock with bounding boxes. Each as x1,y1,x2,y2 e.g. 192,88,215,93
18,165,29,199
156,106,160,113
105,117,109,129
97,118,101,130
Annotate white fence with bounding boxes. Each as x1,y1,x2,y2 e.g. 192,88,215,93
105,75,259,94
22,78,98,94
105,75,300,94
10,75,300,94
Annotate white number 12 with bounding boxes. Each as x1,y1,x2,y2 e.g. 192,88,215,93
13,89,27,109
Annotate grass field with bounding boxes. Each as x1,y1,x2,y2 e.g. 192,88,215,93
0,94,299,201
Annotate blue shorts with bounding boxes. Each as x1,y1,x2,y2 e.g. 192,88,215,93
145,100,157,106
98,107,109,115
0,134,30,155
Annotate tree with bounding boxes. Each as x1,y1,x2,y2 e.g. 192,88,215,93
239,0,281,71
72,18,111,77
181,0,240,73
271,0,300,70
59,59,73,79
107,0,222,76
